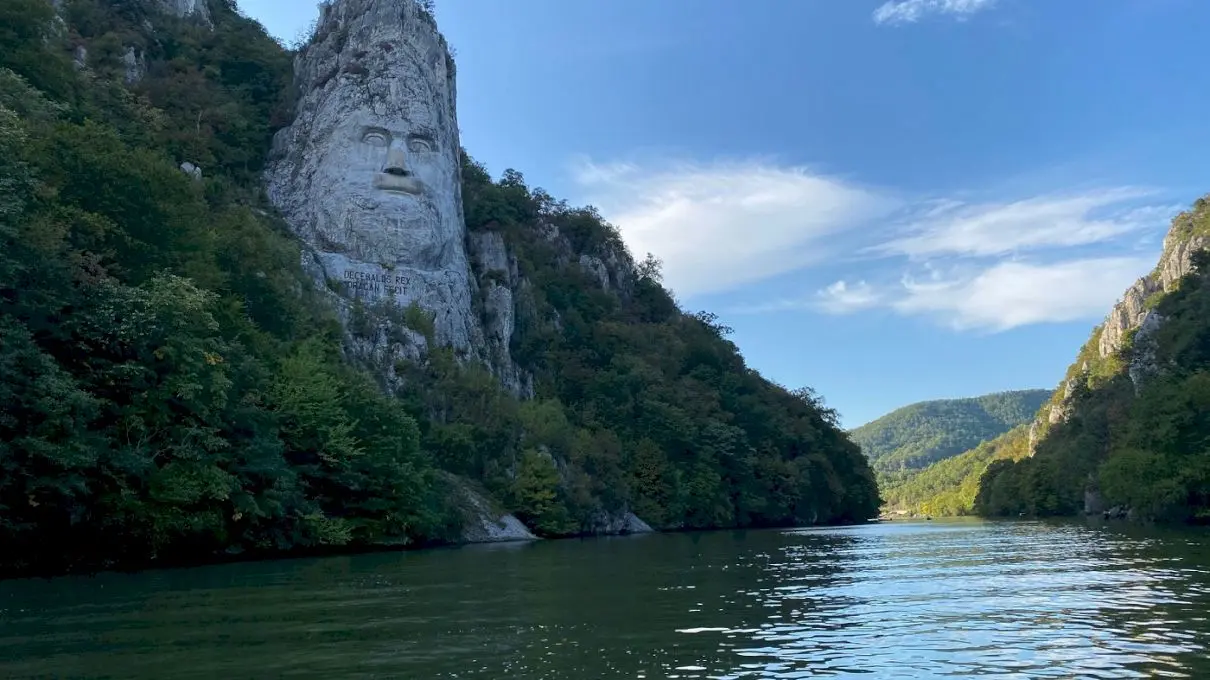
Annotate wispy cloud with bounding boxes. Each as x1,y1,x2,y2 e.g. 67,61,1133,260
815,280,886,314
892,257,1153,331
571,151,1177,334
800,256,1152,332
873,188,1162,259
873,0,999,26
570,157,897,298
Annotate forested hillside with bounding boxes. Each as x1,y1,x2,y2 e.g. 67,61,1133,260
0,0,878,578
976,200,1210,522
881,426,1030,516
852,390,1050,475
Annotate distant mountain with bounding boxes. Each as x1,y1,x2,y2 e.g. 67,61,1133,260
851,390,1052,475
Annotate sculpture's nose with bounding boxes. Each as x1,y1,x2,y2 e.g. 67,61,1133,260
383,139,411,176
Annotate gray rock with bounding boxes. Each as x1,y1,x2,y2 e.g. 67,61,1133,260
180,162,202,181
158,0,212,25
579,254,610,289
467,230,532,396
1099,234,1207,360
1128,310,1165,393
266,0,487,368
453,481,538,543
121,46,144,85
1098,277,1159,359
469,230,513,282
73,45,88,70
1028,212,1209,456
1159,234,1209,292
583,509,655,536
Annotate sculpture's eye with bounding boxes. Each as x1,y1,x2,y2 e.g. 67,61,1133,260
408,137,434,153
362,130,390,147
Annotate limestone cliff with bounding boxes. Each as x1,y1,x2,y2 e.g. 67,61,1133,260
1029,198,1210,452
158,0,211,25
265,0,532,396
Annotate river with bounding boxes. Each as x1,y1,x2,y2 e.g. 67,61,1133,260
2,519,1208,678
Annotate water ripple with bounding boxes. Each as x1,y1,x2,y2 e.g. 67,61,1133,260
0,519,1208,678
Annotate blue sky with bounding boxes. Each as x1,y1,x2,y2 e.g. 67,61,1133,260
240,0,1210,427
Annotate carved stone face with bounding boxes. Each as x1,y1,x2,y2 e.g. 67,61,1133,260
299,24,461,267
267,0,482,353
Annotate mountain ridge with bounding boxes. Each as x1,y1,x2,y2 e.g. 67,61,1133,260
851,389,1051,475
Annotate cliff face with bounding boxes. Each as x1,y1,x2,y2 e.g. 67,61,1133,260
1031,211,1210,448
266,0,530,396
977,196,1210,520
158,0,211,24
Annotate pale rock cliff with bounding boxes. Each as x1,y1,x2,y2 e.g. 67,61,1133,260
266,0,491,379
265,0,652,539
159,0,211,25
447,476,538,544
1097,230,1208,362
1031,205,1209,451
468,230,533,398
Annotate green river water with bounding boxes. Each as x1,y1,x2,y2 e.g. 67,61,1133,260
2,519,1208,678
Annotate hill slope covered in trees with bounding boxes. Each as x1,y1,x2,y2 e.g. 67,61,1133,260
851,390,1050,476
0,0,879,578
880,426,1031,516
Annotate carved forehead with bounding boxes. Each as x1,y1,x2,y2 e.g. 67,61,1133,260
311,79,447,139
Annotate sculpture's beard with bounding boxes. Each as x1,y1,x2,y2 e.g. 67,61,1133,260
311,192,455,268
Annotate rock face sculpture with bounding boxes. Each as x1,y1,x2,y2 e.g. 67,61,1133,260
267,0,484,362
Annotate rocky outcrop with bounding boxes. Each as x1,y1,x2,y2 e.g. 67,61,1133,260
1097,277,1158,359
1128,310,1165,393
1158,233,1209,292
158,0,212,25
263,0,657,542
448,477,538,543
1028,201,1210,455
579,254,610,289
1098,232,1207,361
468,230,533,397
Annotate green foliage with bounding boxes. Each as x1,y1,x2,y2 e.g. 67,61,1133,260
438,155,882,534
852,389,1050,474
881,426,1030,516
976,197,1210,523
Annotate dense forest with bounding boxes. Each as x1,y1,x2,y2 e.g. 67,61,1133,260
880,425,1030,516
0,0,878,578
976,200,1210,523
852,390,1049,476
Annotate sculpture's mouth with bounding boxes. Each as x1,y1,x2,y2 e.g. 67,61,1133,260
374,173,424,195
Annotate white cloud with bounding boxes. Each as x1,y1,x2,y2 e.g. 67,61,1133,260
874,188,1166,259
816,280,886,314
873,0,999,26
570,150,1177,334
813,256,1153,331
570,158,896,298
